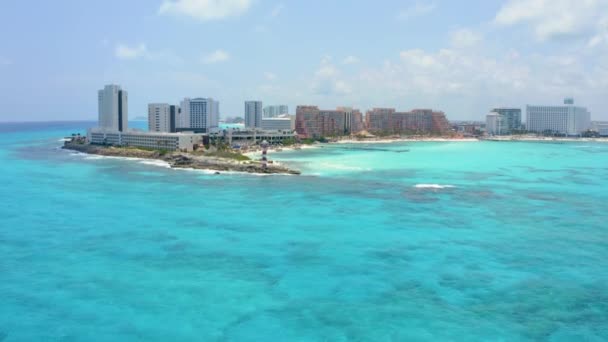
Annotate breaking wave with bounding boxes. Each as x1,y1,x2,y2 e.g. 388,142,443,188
414,184,456,189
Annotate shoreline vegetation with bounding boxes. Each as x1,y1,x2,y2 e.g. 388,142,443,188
62,142,301,175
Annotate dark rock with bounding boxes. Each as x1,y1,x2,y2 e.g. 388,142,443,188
62,143,300,175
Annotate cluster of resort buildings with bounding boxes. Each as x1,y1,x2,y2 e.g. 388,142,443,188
484,98,595,137
89,85,296,151
87,84,605,152
88,84,455,151
294,106,451,138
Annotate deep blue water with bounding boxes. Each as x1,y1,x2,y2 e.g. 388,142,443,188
1,121,607,341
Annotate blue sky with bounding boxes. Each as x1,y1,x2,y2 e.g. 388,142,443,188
1,0,607,121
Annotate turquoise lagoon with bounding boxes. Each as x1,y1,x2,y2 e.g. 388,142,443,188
1,121,607,341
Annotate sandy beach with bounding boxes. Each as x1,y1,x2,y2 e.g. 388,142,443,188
244,135,608,161
482,136,608,143
334,137,479,144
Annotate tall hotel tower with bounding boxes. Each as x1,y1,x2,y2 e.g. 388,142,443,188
148,103,179,133
179,98,219,132
245,101,263,128
526,98,590,136
98,84,128,132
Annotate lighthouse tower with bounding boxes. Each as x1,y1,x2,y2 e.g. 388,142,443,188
261,140,269,170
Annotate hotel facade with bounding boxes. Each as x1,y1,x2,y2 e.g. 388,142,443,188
261,117,294,131
295,106,364,138
526,99,590,136
485,108,521,135
180,97,219,132
486,113,505,135
90,85,207,151
263,105,289,118
592,121,608,136
148,103,179,133
98,84,128,132
88,128,203,152
245,101,263,129
365,108,450,135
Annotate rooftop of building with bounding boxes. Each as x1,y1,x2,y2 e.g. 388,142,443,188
89,128,207,137
262,117,292,120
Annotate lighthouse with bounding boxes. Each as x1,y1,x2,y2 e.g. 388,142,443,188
261,140,269,170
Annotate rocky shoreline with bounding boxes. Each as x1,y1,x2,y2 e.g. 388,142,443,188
62,143,301,175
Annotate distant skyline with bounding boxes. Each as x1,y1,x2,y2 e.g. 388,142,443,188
1,0,607,122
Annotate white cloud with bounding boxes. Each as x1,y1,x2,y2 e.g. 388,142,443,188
264,72,277,80
252,34,607,119
352,44,608,118
449,28,482,48
494,0,608,41
114,43,183,65
588,33,608,47
588,17,608,47
311,57,352,96
393,48,530,94
342,56,359,64
270,3,284,17
201,49,230,64
115,43,148,59
159,0,252,21
397,1,436,21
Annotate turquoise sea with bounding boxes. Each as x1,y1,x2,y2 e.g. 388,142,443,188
1,121,607,341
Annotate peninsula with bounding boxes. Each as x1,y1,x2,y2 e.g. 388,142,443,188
63,142,300,175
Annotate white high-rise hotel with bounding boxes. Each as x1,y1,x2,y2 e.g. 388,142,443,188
179,98,219,132
486,108,522,135
245,101,263,128
98,84,128,131
526,98,591,136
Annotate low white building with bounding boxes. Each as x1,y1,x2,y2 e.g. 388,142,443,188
88,128,204,151
221,129,296,146
592,121,608,136
486,112,506,135
526,99,591,136
261,117,294,131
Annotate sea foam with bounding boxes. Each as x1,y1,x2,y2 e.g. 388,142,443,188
414,184,456,189
139,160,171,168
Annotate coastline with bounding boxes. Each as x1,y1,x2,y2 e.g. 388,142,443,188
334,137,479,144
481,136,608,142
246,135,608,158
62,135,608,176
243,144,319,158
245,137,480,157
62,143,301,175
328,136,608,144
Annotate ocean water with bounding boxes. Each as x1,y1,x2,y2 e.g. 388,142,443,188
1,121,607,341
